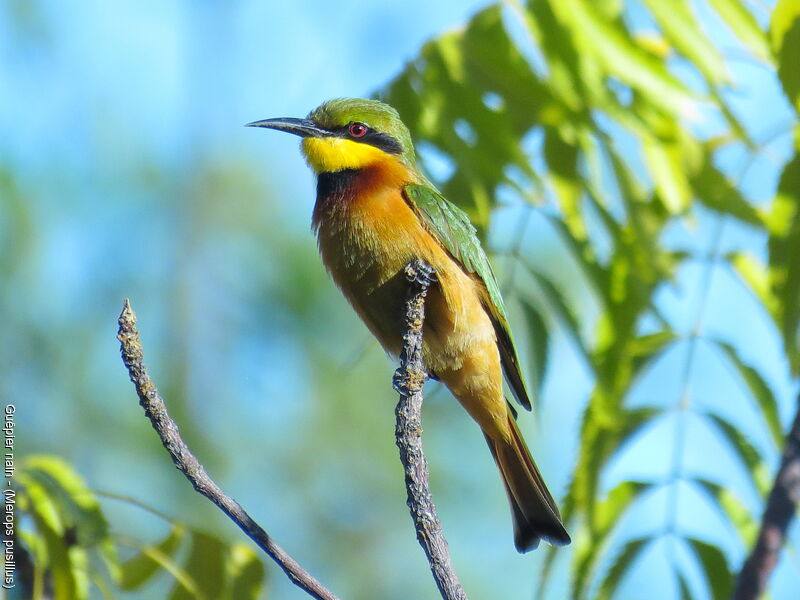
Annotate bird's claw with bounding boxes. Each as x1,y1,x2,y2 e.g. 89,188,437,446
393,367,427,395
405,260,437,288
392,368,409,395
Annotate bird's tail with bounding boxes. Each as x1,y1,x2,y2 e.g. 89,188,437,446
485,414,571,552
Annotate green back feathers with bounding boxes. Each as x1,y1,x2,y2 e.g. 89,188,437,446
404,184,505,312
403,184,532,411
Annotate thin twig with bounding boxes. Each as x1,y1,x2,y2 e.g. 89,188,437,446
393,260,469,600
117,299,340,600
733,391,800,599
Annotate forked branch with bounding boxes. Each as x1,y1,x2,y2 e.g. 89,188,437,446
118,259,466,600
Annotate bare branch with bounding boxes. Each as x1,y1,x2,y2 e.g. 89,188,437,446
393,260,469,600
733,391,800,599
118,259,468,600
117,299,340,600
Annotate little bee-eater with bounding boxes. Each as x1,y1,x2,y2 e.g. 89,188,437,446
248,98,570,552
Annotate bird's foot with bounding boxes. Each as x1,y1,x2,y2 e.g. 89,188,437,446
392,368,409,395
405,260,437,288
393,367,427,395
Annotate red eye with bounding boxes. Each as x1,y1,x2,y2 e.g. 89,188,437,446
348,122,367,138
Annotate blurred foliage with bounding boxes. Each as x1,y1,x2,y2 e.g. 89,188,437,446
3,0,799,599
380,0,800,597
14,455,265,600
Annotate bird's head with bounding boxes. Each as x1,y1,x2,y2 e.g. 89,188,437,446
247,98,416,174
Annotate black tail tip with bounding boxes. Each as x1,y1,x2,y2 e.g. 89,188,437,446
514,525,571,553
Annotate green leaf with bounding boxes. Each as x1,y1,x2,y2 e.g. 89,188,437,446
692,478,757,546
542,211,608,311
16,473,86,600
702,412,769,494
771,0,800,110
677,570,693,600
552,0,699,118
710,0,772,63
604,144,681,296
728,251,779,318
573,480,654,598
543,125,581,205
771,0,800,49
226,544,266,600
595,537,652,600
17,471,64,535
21,455,109,547
522,0,601,112
642,0,728,85
98,537,122,588
629,330,678,376
18,527,48,568
642,135,692,214
37,521,85,600
709,338,784,446
518,296,550,393
169,531,226,600
119,525,186,590
767,150,800,373
691,157,763,226
380,4,548,228
597,481,653,537
524,264,591,366
566,406,660,530
686,537,733,600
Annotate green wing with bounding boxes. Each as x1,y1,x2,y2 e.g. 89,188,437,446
403,183,532,411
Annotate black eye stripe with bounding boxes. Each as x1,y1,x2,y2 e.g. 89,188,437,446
331,124,403,155
362,130,404,154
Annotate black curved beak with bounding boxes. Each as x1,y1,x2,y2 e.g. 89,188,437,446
245,117,331,138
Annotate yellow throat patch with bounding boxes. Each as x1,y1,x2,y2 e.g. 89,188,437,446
301,137,388,173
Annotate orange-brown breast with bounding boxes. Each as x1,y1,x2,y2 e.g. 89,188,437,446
312,160,510,440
